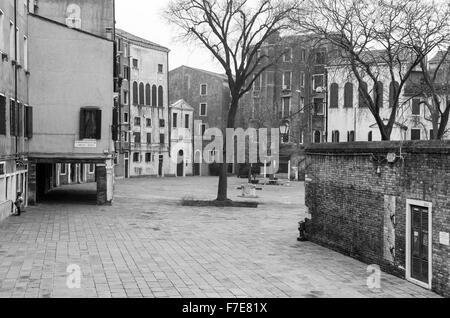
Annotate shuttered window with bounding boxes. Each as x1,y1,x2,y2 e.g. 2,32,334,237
412,99,421,115
79,108,102,140
139,83,145,105
158,86,164,107
330,83,339,108
344,83,353,108
0,96,6,135
24,106,33,138
132,82,138,105
152,85,157,106
10,99,17,136
145,84,151,106
159,133,165,144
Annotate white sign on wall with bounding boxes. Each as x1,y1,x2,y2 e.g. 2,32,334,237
439,232,450,246
75,140,97,148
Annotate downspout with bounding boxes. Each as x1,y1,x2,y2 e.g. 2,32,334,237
167,51,171,159
14,0,18,155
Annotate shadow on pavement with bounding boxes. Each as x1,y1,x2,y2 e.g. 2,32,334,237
39,184,97,205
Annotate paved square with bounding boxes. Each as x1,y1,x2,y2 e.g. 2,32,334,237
0,177,440,298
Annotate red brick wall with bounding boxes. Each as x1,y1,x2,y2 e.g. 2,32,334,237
305,141,450,297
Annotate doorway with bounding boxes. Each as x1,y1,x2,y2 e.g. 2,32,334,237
158,155,164,177
406,199,432,289
124,153,129,179
177,150,184,177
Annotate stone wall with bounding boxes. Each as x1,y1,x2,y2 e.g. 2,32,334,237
305,141,450,297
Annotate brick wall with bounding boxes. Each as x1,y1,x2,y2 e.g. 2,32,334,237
305,141,450,297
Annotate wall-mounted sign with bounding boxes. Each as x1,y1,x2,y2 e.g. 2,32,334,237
75,140,97,148
439,232,450,246
66,4,82,29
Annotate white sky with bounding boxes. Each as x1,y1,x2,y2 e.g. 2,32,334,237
115,0,223,73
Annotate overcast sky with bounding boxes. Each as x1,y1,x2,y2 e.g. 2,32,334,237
115,0,223,73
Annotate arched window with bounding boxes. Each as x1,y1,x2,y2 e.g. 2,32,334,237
344,83,353,108
358,82,368,108
145,84,151,106
132,82,138,105
139,83,145,105
332,130,340,143
389,81,400,108
368,131,373,142
152,85,157,106
314,130,321,143
158,86,164,107
374,81,384,109
330,83,339,108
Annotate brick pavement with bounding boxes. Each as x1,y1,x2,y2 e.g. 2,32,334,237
0,177,441,298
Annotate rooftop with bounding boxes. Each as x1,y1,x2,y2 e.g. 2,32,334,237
170,65,228,80
115,28,170,53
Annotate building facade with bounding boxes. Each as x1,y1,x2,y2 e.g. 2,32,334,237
27,11,115,205
327,55,434,143
169,99,194,177
115,29,170,178
0,0,32,221
169,65,230,176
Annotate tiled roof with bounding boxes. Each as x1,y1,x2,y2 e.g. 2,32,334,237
115,28,170,52
171,65,228,80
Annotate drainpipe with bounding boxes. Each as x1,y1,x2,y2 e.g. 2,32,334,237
14,0,18,156
167,51,171,158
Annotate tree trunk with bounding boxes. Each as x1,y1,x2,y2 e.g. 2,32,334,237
216,163,229,201
437,105,450,140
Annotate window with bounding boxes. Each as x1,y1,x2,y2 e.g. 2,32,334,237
253,75,261,91
330,83,339,108
282,97,291,118
158,86,164,107
0,10,4,51
200,84,208,96
282,71,292,90
10,99,17,137
89,164,95,174
79,108,102,140
315,51,326,65
332,131,340,143
123,131,128,142
134,117,141,126
146,118,151,127
24,105,32,138
359,82,368,108
185,114,190,129
145,84,151,106
347,131,355,142
133,152,140,162
139,83,145,105
9,22,14,58
159,119,165,127
412,99,421,115
145,153,152,163
284,47,292,62
313,74,324,91
200,123,207,136
411,129,421,140
300,49,306,61
132,82,138,105
146,133,152,144
123,91,128,105
152,85,157,106
389,81,400,108
374,81,384,109
124,66,130,80
60,164,66,175
158,64,163,73
159,134,165,144
200,103,207,116
173,113,178,128
23,36,28,70
314,131,321,143
344,83,354,108
368,131,373,141
314,98,324,115
133,132,141,144
0,95,6,136
299,72,305,88
132,58,138,69
124,113,129,123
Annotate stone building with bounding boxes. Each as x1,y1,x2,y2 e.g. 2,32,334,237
26,3,115,205
238,33,333,176
169,65,230,176
114,29,170,178
169,99,194,177
0,0,32,221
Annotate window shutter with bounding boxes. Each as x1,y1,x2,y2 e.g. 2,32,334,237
10,100,16,136
79,108,86,140
0,96,6,135
344,83,353,108
95,109,102,140
330,83,339,108
18,103,23,137
25,106,33,138
158,86,164,107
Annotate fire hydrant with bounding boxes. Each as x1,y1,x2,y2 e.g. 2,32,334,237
297,220,308,242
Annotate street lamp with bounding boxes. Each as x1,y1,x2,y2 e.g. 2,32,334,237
279,120,290,143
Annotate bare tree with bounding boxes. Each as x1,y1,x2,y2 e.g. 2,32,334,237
166,0,298,201
293,0,450,140
413,48,450,139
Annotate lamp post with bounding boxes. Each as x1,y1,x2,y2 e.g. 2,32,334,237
279,119,290,144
